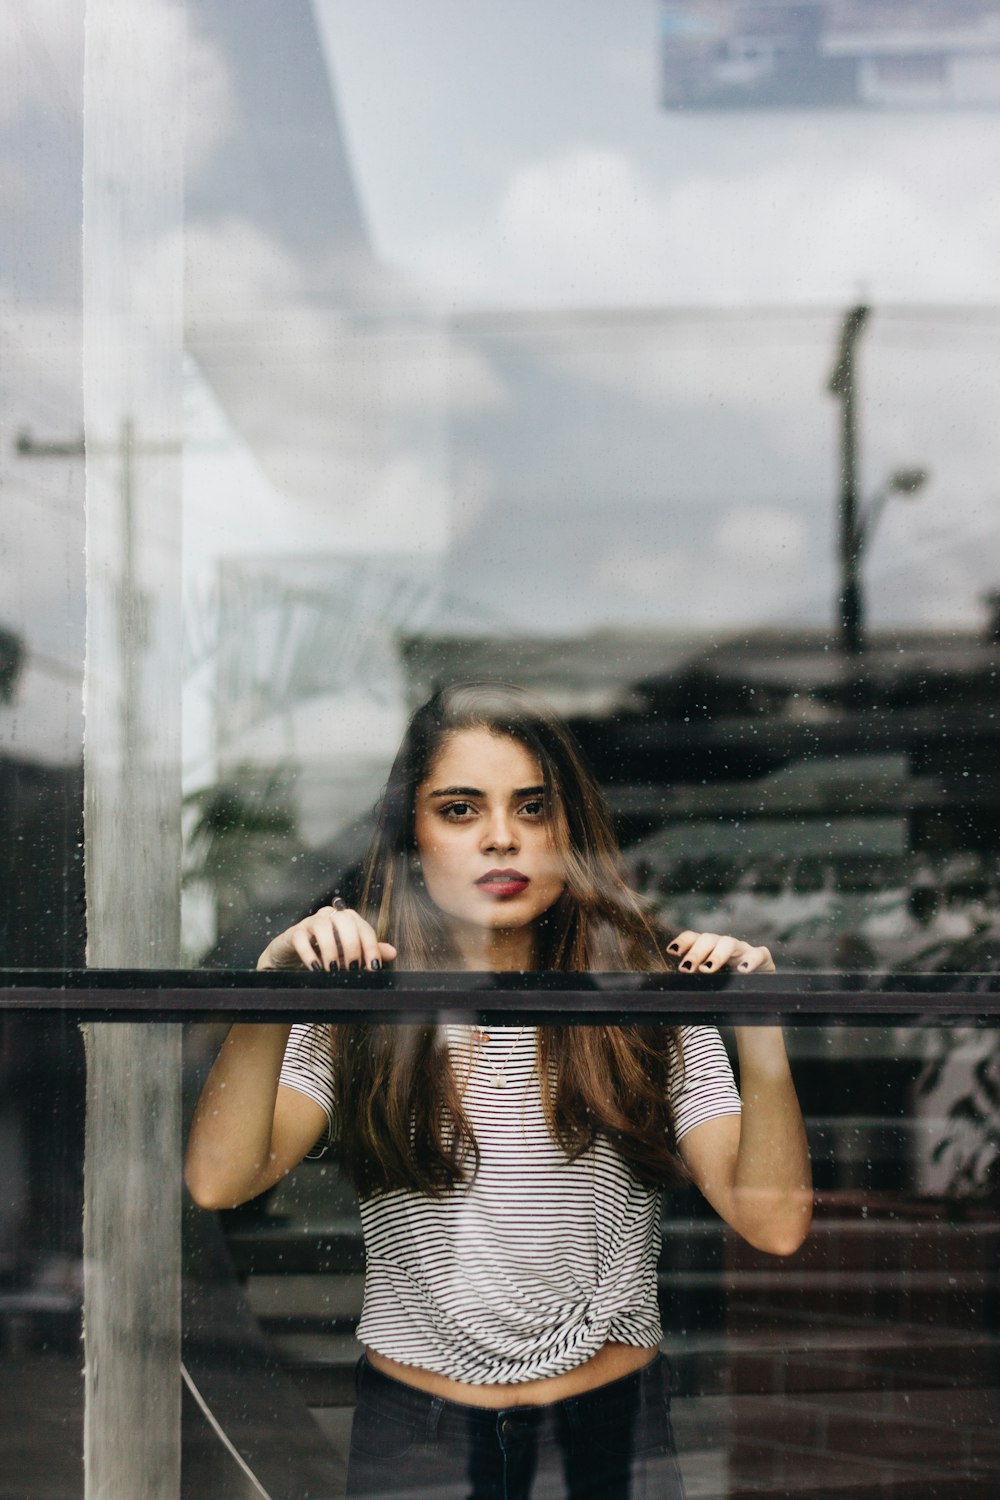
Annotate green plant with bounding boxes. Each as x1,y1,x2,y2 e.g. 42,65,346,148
183,765,298,936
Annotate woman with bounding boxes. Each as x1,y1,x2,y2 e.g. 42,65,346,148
185,682,812,1499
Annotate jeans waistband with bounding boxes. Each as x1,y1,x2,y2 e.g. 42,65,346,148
355,1352,668,1438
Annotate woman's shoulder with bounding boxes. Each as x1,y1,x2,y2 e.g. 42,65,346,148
282,1023,335,1080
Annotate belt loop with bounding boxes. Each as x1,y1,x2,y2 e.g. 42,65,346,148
639,1353,657,1414
427,1395,445,1438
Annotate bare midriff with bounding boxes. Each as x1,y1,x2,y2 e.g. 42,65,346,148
365,1340,658,1409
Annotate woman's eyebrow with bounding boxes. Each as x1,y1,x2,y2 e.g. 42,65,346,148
427,784,546,799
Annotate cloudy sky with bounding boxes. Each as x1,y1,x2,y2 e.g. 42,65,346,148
316,0,1000,309
4,0,1000,772
311,0,1000,634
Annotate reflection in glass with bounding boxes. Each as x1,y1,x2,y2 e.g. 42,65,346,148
660,2,1000,112
178,7,1000,981
4,1,1000,1494
184,1017,1000,1499
187,682,811,1498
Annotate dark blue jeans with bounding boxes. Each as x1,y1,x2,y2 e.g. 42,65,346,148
346,1353,686,1500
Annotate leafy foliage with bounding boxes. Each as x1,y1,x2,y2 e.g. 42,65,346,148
183,765,298,936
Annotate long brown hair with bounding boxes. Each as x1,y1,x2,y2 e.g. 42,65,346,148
332,682,687,1197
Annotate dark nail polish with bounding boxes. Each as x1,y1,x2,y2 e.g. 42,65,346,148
667,944,681,953
349,959,359,971
701,961,714,971
310,960,322,972
680,960,693,971
328,960,339,972
370,959,381,971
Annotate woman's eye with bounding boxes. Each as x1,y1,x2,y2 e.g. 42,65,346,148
441,801,474,820
520,800,545,818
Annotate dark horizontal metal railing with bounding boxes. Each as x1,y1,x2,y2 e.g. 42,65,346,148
2,970,1000,1024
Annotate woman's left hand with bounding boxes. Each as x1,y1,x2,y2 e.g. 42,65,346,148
667,930,775,974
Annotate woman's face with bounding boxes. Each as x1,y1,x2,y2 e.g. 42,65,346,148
413,727,567,937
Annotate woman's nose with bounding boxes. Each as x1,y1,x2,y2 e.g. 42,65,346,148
483,813,518,853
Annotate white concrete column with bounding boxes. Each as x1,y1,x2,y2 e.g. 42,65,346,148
82,3,186,1498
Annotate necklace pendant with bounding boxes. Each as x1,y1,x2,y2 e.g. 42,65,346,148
490,1069,507,1089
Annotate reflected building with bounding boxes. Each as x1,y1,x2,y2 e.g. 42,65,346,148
407,622,1000,972
206,613,1000,975
661,0,1000,109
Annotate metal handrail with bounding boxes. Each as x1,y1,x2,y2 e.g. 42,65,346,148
3,970,1000,1024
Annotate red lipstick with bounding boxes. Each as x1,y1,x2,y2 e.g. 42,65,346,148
476,868,530,898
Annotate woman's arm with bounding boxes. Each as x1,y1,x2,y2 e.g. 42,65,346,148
668,931,813,1257
184,1023,328,1209
184,905,396,1209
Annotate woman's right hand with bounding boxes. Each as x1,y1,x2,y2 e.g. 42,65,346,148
257,904,397,973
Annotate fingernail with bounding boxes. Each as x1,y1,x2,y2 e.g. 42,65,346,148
700,961,714,971
667,943,681,953
310,960,322,972
332,897,346,910
328,960,339,973
349,959,359,971
680,960,693,971
738,961,749,971
370,959,381,971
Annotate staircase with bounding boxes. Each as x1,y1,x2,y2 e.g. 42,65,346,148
721,1194,1000,1499
215,1112,1000,1500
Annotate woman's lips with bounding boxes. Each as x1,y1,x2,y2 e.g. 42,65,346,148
476,869,530,898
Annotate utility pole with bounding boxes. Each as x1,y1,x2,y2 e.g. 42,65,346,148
16,420,177,759
825,309,929,660
15,431,86,459
827,304,870,656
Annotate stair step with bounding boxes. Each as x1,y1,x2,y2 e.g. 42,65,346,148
728,1218,1000,1274
728,1388,1000,1490
228,1213,1000,1278
247,1274,365,1322
243,1266,998,1324
261,1325,1000,1405
227,1222,365,1275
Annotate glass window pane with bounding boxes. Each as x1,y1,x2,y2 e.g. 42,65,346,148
5,2,1000,1496
183,1018,1000,1499
178,4,1000,974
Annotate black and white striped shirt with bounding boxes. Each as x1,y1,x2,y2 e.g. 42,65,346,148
279,1023,741,1385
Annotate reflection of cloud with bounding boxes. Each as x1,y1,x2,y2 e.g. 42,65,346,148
520,321,831,472
0,1,83,123
0,300,86,676
0,3,235,174
593,543,690,599
450,454,497,541
402,125,1000,308
0,158,32,219
712,506,806,568
588,528,809,627
604,44,656,91
180,211,507,523
365,454,451,555
185,16,239,180
184,216,507,414
186,217,304,316
0,661,81,767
